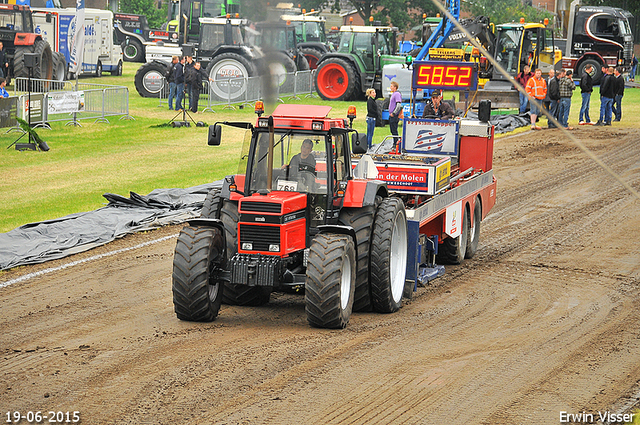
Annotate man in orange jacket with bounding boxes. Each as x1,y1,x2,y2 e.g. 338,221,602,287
525,68,547,130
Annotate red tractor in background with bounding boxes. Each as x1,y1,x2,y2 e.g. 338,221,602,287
0,4,54,83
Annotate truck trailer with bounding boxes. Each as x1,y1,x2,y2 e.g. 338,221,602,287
32,7,123,77
171,60,497,329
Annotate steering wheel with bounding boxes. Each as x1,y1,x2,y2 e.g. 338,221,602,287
295,170,316,192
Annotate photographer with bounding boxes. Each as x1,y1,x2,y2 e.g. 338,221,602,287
186,62,213,113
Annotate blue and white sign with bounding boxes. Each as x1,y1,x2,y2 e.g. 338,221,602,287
402,118,460,156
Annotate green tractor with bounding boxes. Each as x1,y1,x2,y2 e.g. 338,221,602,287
314,25,406,101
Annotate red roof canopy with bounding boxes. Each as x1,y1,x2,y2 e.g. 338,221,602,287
272,104,332,119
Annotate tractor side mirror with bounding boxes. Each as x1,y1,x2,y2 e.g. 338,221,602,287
351,132,367,154
208,124,221,146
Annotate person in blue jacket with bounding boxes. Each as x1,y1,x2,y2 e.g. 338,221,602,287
0,78,9,98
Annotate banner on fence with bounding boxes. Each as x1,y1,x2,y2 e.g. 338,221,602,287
21,94,46,125
47,91,85,114
0,97,18,128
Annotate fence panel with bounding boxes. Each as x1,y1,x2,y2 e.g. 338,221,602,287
12,77,132,124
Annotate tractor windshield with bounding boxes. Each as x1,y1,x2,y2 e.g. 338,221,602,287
248,132,328,195
0,9,29,32
201,23,243,46
257,27,295,50
291,21,325,43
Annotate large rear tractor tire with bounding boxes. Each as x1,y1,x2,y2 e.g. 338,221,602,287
370,197,408,313
315,57,358,101
305,233,356,329
122,39,145,63
265,51,296,88
52,51,66,82
300,47,324,70
338,206,376,312
134,61,168,98
14,39,54,82
296,54,310,71
465,198,482,259
206,52,256,102
437,204,470,265
201,188,222,218
172,226,225,321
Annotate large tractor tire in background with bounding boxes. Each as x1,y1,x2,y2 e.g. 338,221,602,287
338,206,376,312
315,57,358,101
305,233,356,329
300,47,324,70
206,52,256,102
52,51,66,82
296,54,310,72
134,60,168,98
172,225,225,322
13,39,54,82
122,38,145,63
264,51,296,90
370,197,408,313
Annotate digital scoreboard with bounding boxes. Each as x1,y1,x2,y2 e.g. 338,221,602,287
412,61,479,91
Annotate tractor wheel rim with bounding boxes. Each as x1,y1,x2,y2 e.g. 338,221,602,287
318,64,348,98
340,252,352,311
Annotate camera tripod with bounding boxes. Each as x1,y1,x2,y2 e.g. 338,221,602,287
169,84,198,127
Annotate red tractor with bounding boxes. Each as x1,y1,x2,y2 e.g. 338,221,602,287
172,60,498,330
0,4,54,83
172,103,408,329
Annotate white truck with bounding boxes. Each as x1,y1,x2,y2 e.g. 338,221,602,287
32,7,123,78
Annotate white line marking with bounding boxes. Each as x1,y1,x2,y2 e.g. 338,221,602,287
0,234,179,289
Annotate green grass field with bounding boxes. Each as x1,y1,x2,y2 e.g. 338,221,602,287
1,62,638,233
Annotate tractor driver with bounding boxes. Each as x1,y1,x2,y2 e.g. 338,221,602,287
422,89,455,120
286,138,316,177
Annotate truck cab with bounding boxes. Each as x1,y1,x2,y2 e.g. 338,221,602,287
562,0,634,83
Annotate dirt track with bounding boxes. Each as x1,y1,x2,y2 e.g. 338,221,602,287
2,126,640,425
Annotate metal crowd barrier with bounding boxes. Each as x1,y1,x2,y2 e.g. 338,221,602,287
12,77,134,125
155,70,316,112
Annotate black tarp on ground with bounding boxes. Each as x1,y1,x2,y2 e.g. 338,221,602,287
0,182,221,271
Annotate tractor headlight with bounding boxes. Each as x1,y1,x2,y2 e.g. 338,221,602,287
269,244,280,252
242,242,253,250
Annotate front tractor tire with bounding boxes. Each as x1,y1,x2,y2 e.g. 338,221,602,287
134,61,168,98
305,233,356,329
172,226,225,322
370,198,408,313
315,57,358,101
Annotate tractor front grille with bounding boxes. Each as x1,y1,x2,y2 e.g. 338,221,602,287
239,224,281,252
241,201,282,214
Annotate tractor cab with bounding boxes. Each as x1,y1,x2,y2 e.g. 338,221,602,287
223,104,355,234
337,25,397,74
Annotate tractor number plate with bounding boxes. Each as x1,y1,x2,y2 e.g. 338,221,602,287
277,180,298,192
